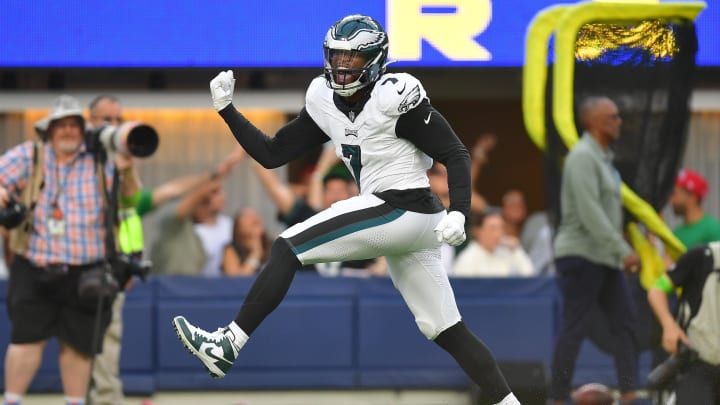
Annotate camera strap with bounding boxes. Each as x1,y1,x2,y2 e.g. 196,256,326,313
9,141,45,254
94,149,120,263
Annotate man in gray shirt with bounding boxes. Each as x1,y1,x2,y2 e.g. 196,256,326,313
549,97,647,405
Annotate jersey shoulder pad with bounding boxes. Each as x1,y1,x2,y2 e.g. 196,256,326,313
373,73,427,116
305,75,330,119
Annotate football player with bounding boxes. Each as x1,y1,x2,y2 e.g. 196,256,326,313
172,14,519,405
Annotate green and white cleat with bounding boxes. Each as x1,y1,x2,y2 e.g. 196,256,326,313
172,315,239,378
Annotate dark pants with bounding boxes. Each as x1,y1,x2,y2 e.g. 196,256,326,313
550,256,639,400
6,255,113,355
675,360,720,405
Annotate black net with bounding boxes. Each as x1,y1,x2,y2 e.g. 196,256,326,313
544,18,699,231
542,18,699,358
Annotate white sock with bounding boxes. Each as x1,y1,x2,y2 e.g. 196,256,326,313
4,392,22,405
225,321,249,352
64,396,85,405
494,392,520,405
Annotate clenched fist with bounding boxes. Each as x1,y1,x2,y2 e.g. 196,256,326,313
210,70,236,111
434,211,466,246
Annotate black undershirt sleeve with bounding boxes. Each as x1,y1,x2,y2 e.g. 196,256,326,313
395,99,472,218
218,105,330,168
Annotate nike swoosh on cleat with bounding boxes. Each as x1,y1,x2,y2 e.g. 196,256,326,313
397,83,406,95
204,347,233,367
424,111,432,124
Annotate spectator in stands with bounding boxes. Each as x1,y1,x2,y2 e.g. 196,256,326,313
669,168,720,248
150,177,233,277
549,96,647,405
222,207,273,276
193,185,234,277
1,95,138,405
500,188,556,276
453,210,534,277
141,138,244,281
520,210,555,275
470,132,496,215
288,163,315,201
428,161,450,209
500,189,527,240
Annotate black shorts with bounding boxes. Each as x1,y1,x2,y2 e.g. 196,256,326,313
6,256,113,355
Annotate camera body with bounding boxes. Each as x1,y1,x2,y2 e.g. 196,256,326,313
77,255,152,300
86,122,159,158
647,342,699,389
112,253,151,288
77,264,120,300
0,197,27,229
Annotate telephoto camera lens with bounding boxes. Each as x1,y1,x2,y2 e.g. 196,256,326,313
86,122,159,158
647,342,698,389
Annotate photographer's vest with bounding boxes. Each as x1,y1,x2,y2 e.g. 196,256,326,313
9,142,44,253
9,141,120,255
118,207,144,254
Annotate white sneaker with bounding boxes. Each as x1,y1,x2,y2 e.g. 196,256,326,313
172,315,239,378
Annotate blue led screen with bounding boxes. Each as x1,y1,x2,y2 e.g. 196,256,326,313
0,0,717,67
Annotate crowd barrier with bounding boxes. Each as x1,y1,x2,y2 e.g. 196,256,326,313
0,274,652,395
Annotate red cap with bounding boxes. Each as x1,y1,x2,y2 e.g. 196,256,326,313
676,169,708,200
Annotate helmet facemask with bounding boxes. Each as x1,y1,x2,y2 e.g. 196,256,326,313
323,15,389,97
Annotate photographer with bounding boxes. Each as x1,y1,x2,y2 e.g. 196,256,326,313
0,95,139,405
647,242,720,404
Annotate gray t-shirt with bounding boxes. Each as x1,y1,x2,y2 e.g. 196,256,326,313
150,199,207,276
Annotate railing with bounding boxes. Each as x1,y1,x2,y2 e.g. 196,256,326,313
0,273,652,394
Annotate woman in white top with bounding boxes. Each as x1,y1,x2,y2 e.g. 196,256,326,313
453,210,535,277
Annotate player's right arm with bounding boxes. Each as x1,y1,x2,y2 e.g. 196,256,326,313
219,107,329,169
211,70,329,168
395,99,472,219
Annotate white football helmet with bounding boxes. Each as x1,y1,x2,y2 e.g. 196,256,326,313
323,14,389,97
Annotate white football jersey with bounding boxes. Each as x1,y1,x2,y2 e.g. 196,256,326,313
305,73,433,195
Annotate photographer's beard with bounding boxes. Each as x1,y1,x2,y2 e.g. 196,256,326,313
49,130,84,160
55,139,82,154
47,117,85,158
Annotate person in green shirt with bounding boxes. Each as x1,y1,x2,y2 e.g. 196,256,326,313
669,168,720,249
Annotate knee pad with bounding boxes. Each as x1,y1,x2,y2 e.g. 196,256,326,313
415,316,461,340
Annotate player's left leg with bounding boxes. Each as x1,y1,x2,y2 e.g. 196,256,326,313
384,246,519,405
173,194,413,378
173,237,301,378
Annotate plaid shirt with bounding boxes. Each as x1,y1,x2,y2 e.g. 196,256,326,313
0,140,114,266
